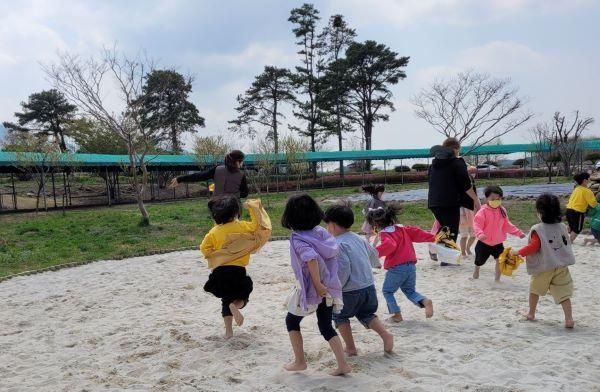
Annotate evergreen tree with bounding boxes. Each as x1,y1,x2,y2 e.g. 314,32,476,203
229,66,296,153
335,41,409,152
3,89,77,152
139,69,205,152
289,3,324,174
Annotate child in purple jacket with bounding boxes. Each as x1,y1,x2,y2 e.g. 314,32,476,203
282,194,351,376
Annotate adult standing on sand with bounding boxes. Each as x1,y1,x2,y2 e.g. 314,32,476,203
169,150,249,199
428,138,481,242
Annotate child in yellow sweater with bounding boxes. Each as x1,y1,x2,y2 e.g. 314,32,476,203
566,172,598,242
200,196,271,339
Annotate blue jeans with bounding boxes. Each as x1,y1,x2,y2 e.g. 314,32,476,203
382,263,425,314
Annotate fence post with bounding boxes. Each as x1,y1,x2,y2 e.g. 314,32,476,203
51,171,57,208
105,167,112,207
320,161,324,189
401,158,404,184
11,172,17,210
384,160,387,184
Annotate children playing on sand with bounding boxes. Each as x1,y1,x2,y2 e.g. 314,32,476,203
281,194,351,376
361,184,386,245
511,193,576,328
566,172,598,242
323,204,394,356
200,196,271,339
473,186,525,281
367,206,435,322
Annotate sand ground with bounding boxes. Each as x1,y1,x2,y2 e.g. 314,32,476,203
1,239,599,391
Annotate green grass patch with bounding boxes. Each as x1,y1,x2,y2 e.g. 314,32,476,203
0,178,563,278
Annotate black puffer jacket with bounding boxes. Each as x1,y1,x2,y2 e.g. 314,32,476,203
427,146,472,208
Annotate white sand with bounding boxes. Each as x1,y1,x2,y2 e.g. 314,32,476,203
1,239,599,391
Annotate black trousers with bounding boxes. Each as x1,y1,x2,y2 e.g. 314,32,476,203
430,206,460,242
285,299,337,341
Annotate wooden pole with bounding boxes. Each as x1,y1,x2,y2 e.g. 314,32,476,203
11,172,17,210
51,171,57,208
105,167,112,207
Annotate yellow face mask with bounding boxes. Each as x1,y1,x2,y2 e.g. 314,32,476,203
488,200,502,209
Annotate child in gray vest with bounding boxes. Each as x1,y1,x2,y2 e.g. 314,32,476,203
511,193,576,328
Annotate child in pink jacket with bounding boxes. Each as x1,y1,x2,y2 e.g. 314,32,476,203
473,186,525,281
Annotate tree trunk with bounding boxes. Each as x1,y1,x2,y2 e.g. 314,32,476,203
171,126,179,153
273,100,279,154
364,120,373,171
337,112,344,179
128,150,150,225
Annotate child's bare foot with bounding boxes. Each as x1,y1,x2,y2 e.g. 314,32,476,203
224,330,233,339
229,303,244,326
330,364,352,376
565,319,575,329
344,347,358,356
382,331,394,353
284,361,307,371
422,299,434,318
472,268,479,279
520,310,535,321
388,313,403,323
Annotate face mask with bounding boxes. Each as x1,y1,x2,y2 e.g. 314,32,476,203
488,200,502,209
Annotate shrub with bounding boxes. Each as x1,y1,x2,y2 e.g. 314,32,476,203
411,163,430,172
394,165,411,172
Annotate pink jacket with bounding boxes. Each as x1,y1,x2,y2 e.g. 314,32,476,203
376,225,435,269
473,204,523,246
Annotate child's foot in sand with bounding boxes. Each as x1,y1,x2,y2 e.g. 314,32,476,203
520,310,535,321
344,348,358,357
472,269,479,279
388,313,403,323
330,364,352,376
565,319,575,329
284,361,307,371
224,330,234,339
229,303,244,326
382,331,394,353
422,299,434,318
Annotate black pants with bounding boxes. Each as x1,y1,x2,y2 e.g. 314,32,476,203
430,206,460,242
285,299,337,341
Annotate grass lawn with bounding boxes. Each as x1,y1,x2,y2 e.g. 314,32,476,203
0,177,562,277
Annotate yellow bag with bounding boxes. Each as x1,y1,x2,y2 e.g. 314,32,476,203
498,247,524,277
434,227,460,251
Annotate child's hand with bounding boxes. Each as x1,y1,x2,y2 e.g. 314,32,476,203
315,283,328,297
479,234,487,241
510,249,519,257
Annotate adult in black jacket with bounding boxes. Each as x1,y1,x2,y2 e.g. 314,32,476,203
169,150,249,198
428,138,480,242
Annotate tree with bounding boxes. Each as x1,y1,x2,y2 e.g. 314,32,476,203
317,14,356,176
289,3,325,174
67,118,129,154
3,89,77,152
139,69,205,152
334,40,409,153
412,70,534,152
8,132,64,211
44,48,166,225
281,134,310,191
530,122,561,183
229,66,296,153
552,111,594,177
192,135,231,168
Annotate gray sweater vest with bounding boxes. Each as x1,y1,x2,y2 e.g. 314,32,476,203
526,223,575,275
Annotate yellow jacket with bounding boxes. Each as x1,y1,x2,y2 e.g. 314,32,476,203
567,185,598,213
200,199,272,270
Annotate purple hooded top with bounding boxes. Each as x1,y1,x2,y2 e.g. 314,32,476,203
289,225,342,311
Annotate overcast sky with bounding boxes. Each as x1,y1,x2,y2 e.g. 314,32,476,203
1,0,599,151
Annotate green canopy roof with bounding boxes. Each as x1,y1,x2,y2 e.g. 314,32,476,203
1,140,598,168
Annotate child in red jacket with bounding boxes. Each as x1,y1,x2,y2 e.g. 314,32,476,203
367,206,435,322
473,186,525,282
